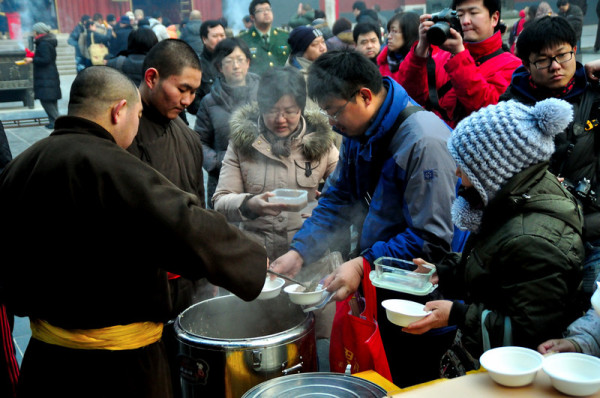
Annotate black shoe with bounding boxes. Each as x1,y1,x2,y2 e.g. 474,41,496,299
44,124,54,129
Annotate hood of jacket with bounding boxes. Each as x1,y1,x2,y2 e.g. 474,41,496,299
210,72,261,111
229,101,336,161
508,63,588,102
35,33,57,47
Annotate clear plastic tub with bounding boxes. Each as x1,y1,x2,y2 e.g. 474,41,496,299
370,257,436,295
268,189,308,212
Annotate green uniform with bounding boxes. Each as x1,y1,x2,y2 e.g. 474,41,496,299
238,26,289,76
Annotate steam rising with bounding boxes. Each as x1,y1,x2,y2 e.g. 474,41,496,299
223,0,251,36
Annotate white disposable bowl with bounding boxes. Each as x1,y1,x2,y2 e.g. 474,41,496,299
479,346,543,387
381,299,430,327
284,283,326,305
257,277,284,300
543,352,600,396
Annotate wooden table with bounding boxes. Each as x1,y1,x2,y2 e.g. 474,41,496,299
388,369,600,397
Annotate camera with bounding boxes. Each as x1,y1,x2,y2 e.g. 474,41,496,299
562,178,597,208
427,8,462,46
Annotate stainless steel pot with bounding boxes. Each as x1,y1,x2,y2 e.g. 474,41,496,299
175,294,316,398
242,372,388,397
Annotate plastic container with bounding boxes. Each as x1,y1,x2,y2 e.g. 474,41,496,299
369,257,436,296
268,189,308,212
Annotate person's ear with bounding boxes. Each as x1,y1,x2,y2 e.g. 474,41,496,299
143,68,159,89
357,87,373,107
111,99,127,125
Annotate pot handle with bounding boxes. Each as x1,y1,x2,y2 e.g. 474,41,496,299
282,362,303,375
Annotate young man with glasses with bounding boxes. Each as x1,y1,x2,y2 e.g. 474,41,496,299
501,16,600,306
398,0,521,128
238,0,289,76
271,49,467,386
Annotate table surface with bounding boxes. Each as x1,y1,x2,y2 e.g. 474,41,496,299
389,369,600,397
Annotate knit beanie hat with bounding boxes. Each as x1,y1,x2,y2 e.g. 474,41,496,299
32,22,51,34
448,98,573,206
288,26,323,55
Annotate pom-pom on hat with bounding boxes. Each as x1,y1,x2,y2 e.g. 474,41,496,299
288,26,323,55
448,98,573,205
32,22,51,34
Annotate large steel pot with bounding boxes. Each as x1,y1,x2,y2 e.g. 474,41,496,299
175,294,316,398
242,372,388,397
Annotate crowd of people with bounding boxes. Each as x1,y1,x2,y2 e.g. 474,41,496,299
3,0,600,396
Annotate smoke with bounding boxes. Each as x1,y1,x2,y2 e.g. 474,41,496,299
223,0,251,36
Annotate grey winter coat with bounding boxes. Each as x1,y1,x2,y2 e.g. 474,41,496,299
194,73,260,207
213,103,339,261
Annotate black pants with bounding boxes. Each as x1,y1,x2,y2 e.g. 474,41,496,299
376,287,456,388
40,100,59,126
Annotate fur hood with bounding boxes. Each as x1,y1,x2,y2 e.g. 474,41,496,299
229,101,336,161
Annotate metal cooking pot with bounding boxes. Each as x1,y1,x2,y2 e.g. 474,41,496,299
175,294,316,398
242,372,388,397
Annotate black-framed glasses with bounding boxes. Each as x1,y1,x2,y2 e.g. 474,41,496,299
530,51,574,69
319,90,360,122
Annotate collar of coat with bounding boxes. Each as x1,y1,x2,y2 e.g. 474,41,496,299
229,102,336,161
464,30,504,61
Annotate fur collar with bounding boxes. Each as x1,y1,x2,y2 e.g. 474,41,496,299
229,102,336,161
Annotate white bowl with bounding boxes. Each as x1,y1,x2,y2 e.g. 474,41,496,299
381,299,430,327
543,352,600,396
479,346,543,387
284,283,326,305
257,277,284,300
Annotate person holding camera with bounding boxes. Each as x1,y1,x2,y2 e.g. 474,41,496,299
398,0,521,128
500,16,600,305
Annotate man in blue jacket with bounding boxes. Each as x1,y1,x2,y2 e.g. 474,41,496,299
271,49,466,386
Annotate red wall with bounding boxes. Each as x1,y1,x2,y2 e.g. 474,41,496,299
56,0,132,33
193,0,223,21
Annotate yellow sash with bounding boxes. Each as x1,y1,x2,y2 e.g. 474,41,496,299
30,319,163,351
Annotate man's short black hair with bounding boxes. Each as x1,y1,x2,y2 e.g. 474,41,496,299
515,16,576,65
249,0,271,16
352,1,367,11
142,39,202,79
200,20,224,39
353,21,381,44
307,49,383,105
451,0,501,18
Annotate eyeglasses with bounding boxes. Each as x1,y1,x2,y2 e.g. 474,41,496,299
254,7,272,14
319,90,360,122
221,57,247,67
530,51,574,69
264,107,300,119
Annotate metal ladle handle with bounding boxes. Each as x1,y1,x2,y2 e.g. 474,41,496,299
267,269,309,289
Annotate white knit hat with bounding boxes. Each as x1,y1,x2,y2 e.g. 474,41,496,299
448,98,573,205
32,22,51,34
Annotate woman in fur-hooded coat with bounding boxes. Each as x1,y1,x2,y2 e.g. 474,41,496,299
213,69,339,261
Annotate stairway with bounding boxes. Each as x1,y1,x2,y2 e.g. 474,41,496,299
0,32,77,77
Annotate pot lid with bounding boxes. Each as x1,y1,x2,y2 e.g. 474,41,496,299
241,372,387,397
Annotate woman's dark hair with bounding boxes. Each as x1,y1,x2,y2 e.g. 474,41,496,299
332,17,352,36
257,67,307,113
387,12,420,55
213,37,251,71
127,28,158,54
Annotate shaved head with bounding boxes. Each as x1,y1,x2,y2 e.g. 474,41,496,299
68,66,140,119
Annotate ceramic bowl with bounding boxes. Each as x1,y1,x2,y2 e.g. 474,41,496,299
543,352,600,396
257,277,284,300
284,283,326,305
479,346,543,387
381,299,430,327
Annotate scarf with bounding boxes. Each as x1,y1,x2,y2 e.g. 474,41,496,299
259,116,303,158
528,75,576,100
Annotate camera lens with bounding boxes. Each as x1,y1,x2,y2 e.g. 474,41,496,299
427,22,451,46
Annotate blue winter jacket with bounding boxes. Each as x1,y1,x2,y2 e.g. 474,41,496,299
291,78,465,264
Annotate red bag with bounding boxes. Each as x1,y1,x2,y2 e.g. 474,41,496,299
329,258,392,381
